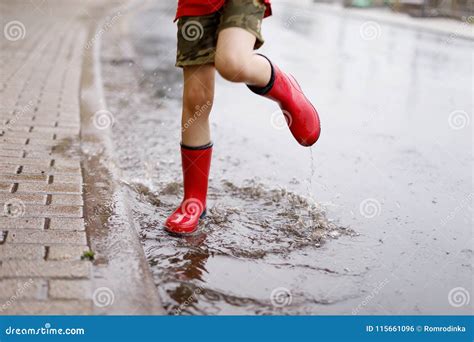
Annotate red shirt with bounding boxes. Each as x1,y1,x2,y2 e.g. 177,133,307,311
175,0,272,21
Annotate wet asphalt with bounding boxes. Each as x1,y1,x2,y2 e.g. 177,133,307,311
100,0,473,314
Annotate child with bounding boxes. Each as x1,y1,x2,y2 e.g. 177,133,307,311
164,0,321,235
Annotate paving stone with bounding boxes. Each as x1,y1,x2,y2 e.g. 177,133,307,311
26,151,81,160
0,193,47,204
49,217,85,231
48,245,90,260
49,279,91,299
5,143,52,152
6,229,87,245
5,132,55,140
0,164,19,173
0,137,27,145
53,174,83,183
58,122,80,129
17,182,82,194
0,279,41,299
54,159,81,169
23,150,52,159
0,217,45,229
0,300,93,314
32,126,79,135
0,157,51,167
8,205,83,218
25,138,60,147
0,244,45,260
0,149,23,157
0,182,13,192
0,260,92,278
50,194,83,206
21,165,82,175
3,126,30,133
56,133,79,140
0,173,48,182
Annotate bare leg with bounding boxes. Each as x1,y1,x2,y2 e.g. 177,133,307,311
215,27,321,147
181,65,215,146
215,27,271,87
164,65,215,235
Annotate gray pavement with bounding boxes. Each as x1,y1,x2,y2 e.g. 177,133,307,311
0,0,92,314
0,0,162,314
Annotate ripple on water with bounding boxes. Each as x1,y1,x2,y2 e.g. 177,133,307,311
130,178,355,259
123,177,358,314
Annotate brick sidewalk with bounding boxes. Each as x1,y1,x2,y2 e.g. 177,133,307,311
0,0,95,314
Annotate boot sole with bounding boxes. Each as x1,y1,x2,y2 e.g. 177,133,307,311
164,208,207,237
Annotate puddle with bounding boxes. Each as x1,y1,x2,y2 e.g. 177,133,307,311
98,1,362,314
132,179,355,258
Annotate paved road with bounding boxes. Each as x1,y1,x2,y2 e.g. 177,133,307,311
252,1,473,314
102,0,472,314
233,1,473,313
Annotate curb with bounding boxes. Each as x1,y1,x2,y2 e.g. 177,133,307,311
305,2,474,41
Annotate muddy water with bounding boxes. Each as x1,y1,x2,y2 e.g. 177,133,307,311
101,0,472,314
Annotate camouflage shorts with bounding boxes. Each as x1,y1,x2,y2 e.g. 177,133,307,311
176,0,266,67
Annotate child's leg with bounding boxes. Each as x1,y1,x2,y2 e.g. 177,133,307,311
166,10,220,235
164,65,215,235
215,26,321,147
215,27,271,87
181,65,215,146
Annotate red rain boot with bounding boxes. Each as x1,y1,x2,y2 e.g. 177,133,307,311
164,143,212,235
248,55,321,146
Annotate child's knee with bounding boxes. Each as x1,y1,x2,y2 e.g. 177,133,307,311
183,83,214,110
215,52,250,83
